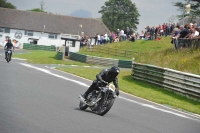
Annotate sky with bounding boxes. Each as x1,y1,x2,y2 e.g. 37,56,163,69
7,0,182,33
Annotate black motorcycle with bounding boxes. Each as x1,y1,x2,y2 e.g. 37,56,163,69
79,83,117,116
5,49,12,63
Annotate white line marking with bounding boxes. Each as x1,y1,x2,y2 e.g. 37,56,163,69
13,58,27,61
20,63,89,88
20,63,199,121
119,97,198,121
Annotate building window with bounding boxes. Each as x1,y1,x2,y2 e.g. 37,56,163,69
0,28,10,33
49,34,57,39
25,30,33,36
0,28,4,33
5,28,10,33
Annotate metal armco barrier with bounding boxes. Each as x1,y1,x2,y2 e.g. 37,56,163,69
132,63,200,101
69,52,132,68
86,46,135,58
23,43,56,51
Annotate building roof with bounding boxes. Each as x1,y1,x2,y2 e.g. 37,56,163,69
0,8,110,36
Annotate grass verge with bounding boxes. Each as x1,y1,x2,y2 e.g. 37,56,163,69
13,50,95,66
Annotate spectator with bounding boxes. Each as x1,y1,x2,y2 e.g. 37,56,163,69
94,34,98,45
196,26,200,39
144,32,150,40
97,34,100,45
174,25,190,49
139,30,145,39
100,34,104,44
150,26,155,40
119,29,124,41
190,28,199,39
163,23,167,36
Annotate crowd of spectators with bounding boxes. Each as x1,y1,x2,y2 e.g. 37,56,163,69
170,22,200,50
79,27,136,48
79,21,200,50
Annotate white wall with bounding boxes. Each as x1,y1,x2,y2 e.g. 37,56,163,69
69,41,80,53
0,28,63,47
0,28,81,52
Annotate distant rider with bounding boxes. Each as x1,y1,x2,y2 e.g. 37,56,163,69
4,39,14,60
82,66,120,101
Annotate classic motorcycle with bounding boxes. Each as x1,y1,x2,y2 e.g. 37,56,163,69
79,83,117,116
5,49,12,63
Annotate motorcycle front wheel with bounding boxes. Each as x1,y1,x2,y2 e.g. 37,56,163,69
97,97,115,116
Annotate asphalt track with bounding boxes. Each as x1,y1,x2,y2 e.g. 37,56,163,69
0,48,200,133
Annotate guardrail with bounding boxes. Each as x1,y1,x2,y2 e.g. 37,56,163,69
23,43,56,51
132,62,200,101
86,45,135,58
69,52,132,68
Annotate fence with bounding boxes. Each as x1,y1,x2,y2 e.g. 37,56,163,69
69,52,132,68
172,38,200,50
86,45,135,58
23,43,56,51
132,62,200,101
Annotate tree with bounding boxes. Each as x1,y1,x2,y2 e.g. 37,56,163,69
99,0,140,32
168,15,176,23
29,8,47,13
0,0,16,9
29,0,47,13
173,0,200,21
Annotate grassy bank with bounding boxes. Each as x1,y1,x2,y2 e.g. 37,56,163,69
79,37,200,75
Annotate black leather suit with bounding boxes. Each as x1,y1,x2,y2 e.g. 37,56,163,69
4,42,14,59
83,68,119,98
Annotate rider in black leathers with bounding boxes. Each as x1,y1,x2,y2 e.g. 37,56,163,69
4,39,14,60
82,66,120,100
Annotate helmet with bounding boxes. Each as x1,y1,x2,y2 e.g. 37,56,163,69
8,39,11,43
109,66,120,77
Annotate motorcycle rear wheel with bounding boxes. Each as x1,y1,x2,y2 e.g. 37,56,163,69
79,101,88,110
6,53,10,63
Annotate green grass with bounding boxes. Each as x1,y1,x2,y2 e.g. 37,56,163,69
57,67,200,115
80,37,200,75
13,50,95,66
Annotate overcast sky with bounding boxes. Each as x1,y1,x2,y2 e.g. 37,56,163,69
7,0,182,33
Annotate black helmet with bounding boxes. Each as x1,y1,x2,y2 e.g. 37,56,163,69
8,39,11,43
109,66,120,77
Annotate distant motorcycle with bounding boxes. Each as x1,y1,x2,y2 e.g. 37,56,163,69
5,49,12,63
79,83,117,116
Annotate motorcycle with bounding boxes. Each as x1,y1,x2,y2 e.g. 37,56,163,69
79,83,117,116
5,49,12,63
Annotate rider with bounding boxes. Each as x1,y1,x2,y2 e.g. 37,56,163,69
4,39,14,60
82,66,120,100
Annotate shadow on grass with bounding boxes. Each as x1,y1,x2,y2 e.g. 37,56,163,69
121,75,200,106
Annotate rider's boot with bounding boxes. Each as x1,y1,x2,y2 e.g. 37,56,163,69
82,85,94,101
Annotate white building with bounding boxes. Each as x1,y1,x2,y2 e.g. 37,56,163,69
0,8,110,52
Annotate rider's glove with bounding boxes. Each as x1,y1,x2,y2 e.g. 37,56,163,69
102,80,108,85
